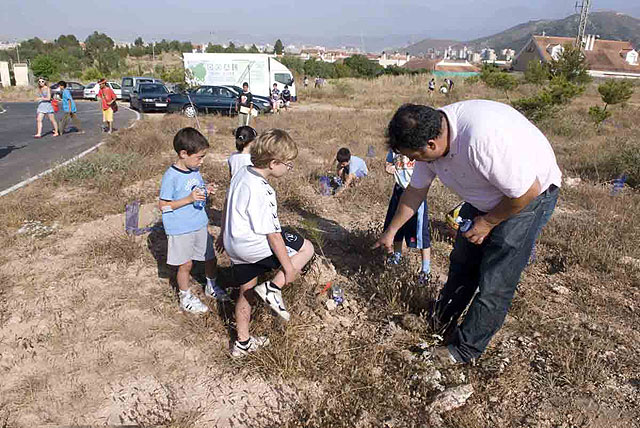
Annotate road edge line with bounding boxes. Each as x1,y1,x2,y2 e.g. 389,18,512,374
0,105,141,197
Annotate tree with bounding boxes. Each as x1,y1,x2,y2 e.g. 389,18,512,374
524,61,549,85
274,39,284,55
31,55,58,78
483,72,519,101
547,44,591,85
206,44,224,53
589,80,634,128
85,32,119,75
343,54,383,77
180,41,193,53
249,44,259,53
134,37,144,47
225,42,237,53
55,34,80,49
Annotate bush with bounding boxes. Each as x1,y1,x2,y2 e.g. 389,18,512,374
547,44,591,85
512,76,583,123
482,71,519,101
588,105,611,127
465,75,480,85
524,61,549,85
597,80,634,106
82,67,102,81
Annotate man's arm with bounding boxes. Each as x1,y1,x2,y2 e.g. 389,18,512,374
267,232,296,284
464,178,541,245
372,184,430,252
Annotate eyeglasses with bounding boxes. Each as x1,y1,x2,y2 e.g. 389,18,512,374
278,161,294,170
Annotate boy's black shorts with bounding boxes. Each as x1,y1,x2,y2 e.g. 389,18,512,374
232,230,304,285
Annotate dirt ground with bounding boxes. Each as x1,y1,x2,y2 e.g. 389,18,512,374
1,77,639,427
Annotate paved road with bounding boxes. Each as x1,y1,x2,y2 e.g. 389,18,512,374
0,101,138,194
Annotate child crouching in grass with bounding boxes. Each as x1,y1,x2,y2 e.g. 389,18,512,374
159,127,231,314
219,129,315,357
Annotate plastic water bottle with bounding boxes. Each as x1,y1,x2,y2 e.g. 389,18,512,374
331,284,344,305
319,176,332,196
455,216,473,233
193,184,207,209
610,174,627,196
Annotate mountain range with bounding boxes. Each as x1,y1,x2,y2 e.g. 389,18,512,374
404,11,640,55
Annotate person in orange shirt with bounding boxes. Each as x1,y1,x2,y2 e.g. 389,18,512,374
97,78,117,134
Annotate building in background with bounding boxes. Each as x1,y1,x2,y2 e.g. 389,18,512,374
513,35,640,79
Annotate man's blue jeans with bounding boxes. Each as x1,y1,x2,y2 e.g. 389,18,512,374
435,185,559,363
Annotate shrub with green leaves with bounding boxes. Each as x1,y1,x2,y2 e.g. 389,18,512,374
482,71,519,101
588,80,634,127
524,61,549,85
512,76,584,122
547,44,591,85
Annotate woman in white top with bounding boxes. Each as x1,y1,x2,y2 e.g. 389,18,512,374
228,126,257,177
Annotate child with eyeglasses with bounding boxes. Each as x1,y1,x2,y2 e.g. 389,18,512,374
219,129,315,357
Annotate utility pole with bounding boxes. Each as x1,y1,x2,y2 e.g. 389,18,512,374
575,0,591,47
152,39,156,76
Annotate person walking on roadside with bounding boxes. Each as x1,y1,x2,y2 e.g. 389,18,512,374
236,82,253,127
97,78,117,134
58,81,84,135
374,100,561,366
34,77,59,138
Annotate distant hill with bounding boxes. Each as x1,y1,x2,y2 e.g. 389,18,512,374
404,11,640,55
404,38,461,56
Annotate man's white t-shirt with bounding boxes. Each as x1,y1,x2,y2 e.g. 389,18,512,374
228,152,252,177
409,100,562,212
224,166,281,264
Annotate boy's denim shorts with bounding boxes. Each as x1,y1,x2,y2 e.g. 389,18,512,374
166,225,215,266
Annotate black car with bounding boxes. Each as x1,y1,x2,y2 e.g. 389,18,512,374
50,81,85,99
130,83,170,113
167,85,271,118
222,85,272,107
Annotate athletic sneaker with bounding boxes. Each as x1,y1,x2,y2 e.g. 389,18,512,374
418,271,432,286
254,281,290,321
429,346,462,366
230,335,270,358
205,281,231,302
179,291,209,314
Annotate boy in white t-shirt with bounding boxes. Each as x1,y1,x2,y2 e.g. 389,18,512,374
220,129,315,357
228,126,257,177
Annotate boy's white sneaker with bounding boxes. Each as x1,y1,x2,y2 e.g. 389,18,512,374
179,291,209,314
205,281,231,302
230,336,270,358
254,281,290,321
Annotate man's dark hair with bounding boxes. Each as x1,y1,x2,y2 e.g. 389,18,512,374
386,104,444,152
336,147,351,163
173,127,210,155
58,80,67,88
242,82,249,88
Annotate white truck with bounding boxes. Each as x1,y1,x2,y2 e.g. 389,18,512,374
182,53,297,101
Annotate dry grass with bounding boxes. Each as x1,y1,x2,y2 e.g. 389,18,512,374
0,76,639,427
0,86,35,102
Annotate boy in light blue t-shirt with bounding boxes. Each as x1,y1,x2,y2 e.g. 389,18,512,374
335,147,368,195
159,127,230,314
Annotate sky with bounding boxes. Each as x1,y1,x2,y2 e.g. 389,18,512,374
1,0,638,47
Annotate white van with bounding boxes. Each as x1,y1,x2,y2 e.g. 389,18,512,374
182,53,297,101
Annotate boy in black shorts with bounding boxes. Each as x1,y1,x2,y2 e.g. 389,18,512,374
220,129,315,357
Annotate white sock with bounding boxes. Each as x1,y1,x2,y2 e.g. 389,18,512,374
179,289,190,297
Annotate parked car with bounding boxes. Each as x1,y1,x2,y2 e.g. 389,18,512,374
50,81,84,99
222,85,272,109
83,81,122,100
129,83,170,113
121,76,163,101
167,85,271,118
